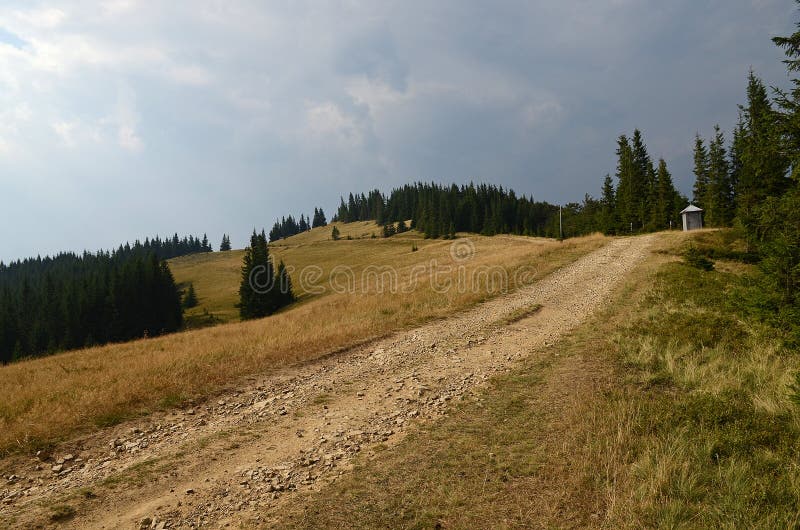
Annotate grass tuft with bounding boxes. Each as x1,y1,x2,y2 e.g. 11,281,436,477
49,504,76,523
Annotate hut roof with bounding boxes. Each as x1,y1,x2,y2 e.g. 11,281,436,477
680,204,703,214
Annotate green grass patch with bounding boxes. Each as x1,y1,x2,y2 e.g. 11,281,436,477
311,393,332,405
49,504,76,523
609,233,800,527
93,408,134,428
158,393,186,409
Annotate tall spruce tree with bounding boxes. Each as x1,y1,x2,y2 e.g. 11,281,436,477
706,125,734,226
748,15,800,325
276,260,295,308
630,129,654,230
183,283,198,309
615,134,636,232
729,115,746,210
238,230,275,319
312,208,327,228
774,15,800,177
600,174,618,234
692,134,710,207
238,235,255,319
737,71,791,227
652,159,678,230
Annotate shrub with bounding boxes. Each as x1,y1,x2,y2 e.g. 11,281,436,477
684,246,715,271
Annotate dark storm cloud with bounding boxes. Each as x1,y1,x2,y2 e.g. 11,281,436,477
0,0,796,261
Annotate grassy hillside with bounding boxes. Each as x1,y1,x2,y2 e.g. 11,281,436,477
269,220,391,245
274,230,800,528
0,226,606,454
170,221,419,325
169,250,244,323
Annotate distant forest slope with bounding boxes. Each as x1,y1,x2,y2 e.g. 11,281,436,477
330,175,686,239
0,233,213,363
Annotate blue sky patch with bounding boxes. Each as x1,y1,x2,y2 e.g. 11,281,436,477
0,26,26,49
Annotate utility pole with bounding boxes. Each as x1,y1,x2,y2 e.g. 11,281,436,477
559,205,563,240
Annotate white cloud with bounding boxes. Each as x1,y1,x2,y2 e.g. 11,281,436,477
228,87,271,113
107,85,144,152
14,8,66,29
29,35,110,73
117,125,142,152
168,65,212,86
50,118,107,149
13,103,31,122
0,104,32,157
305,101,363,146
101,0,138,17
346,76,408,117
52,120,78,147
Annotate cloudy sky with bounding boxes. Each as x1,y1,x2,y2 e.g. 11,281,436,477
0,1,796,261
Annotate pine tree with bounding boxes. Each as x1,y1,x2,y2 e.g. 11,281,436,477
745,17,800,328
331,225,340,241
600,174,617,234
737,71,790,226
220,234,232,251
237,230,289,320
706,125,734,226
238,234,255,319
276,260,295,308
692,134,710,207
653,159,677,230
238,231,271,318
312,208,328,228
773,19,800,177
630,129,654,230
183,283,198,309
615,135,636,232
382,223,396,238
729,115,746,210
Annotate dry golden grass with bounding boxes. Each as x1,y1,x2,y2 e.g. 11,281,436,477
0,228,607,454
171,222,430,324
168,249,244,322
269,220,389,245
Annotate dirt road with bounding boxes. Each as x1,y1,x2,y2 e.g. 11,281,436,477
0,234,654,529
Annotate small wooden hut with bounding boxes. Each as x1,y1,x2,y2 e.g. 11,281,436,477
680,204,704,231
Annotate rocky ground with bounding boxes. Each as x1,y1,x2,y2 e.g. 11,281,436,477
0,235,654,529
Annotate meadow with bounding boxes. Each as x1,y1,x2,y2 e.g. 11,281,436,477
0,224,606,454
